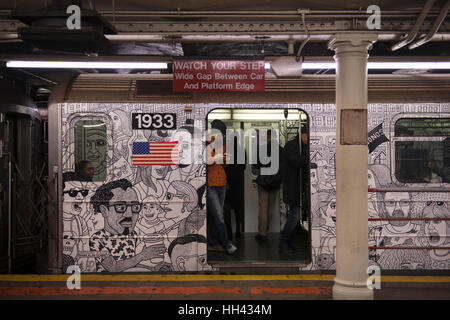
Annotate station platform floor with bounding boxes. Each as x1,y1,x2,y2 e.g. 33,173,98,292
0,273,449,300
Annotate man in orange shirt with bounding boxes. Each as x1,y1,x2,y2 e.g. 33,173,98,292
207,120,237,254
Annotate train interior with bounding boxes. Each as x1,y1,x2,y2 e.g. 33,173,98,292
206,109,311,265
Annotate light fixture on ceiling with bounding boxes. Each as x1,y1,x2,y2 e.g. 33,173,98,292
5,61,168,69
267,61,450,70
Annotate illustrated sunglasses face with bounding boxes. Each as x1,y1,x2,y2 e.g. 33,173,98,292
106,202,142,214
64,189,89,197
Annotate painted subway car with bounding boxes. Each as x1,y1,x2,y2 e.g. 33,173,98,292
47,74,450,273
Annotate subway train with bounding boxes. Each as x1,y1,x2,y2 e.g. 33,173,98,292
46,73,450,274
0,79,47,273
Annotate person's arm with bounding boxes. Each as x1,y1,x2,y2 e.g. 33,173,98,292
100,244,165,272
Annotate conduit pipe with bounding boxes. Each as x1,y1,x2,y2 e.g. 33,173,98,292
409,0,450,49
391,0,437,51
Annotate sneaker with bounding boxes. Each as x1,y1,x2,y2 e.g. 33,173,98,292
254,234,267,241
226,243,237,255
208,244,225,252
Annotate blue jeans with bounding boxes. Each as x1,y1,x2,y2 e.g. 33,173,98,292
207,186,231,249
279,205,301,244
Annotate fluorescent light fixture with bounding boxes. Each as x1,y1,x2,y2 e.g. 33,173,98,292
208,109,306,121
6,60,168,69
266,61,450,70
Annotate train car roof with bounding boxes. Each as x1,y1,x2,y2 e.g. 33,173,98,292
51,73,450,104
0,79,41,120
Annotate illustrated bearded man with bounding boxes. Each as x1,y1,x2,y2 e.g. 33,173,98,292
89,179,165,272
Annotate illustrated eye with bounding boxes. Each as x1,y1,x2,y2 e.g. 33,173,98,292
115,204,126,212
166,193,173,200
437,202,444,206
96,140,106,146
426,201,433,206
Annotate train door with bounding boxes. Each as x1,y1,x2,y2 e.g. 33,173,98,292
0,113,44,273
206,108,311,265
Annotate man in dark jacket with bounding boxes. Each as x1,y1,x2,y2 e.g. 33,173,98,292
253,129,284,241
279,132,308,250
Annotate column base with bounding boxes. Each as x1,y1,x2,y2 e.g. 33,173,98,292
332,278,374,300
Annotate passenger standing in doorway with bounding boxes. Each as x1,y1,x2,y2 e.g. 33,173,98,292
253,129,284,241
207,120,237,254
224,136,247,239
279,131,308,251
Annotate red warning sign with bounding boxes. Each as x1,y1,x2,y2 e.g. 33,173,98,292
173,60,265,92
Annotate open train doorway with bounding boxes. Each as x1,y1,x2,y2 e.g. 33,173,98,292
206,108,311,266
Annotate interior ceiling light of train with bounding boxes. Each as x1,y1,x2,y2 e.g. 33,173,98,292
0,0,449,100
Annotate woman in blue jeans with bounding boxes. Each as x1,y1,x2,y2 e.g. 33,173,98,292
206,121,237,254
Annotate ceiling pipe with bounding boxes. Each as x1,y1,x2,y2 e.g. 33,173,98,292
296,9,310,62
408,0,450,50
391,0,437,51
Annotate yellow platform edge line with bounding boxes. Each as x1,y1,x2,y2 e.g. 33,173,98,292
0,274,450,283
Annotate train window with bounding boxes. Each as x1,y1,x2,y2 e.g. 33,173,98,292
74,120,107,182
394,117,450,184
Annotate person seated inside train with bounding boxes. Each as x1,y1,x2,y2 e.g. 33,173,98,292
75,160,95,182
424,159,444,183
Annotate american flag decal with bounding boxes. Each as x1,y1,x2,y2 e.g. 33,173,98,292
132,141,178,166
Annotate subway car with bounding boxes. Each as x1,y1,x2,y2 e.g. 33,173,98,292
0,79,46,273
47,73,450,273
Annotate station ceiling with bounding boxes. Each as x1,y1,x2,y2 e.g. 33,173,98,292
0,0,449,101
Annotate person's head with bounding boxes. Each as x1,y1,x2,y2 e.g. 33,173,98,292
85,128,107,176
427,159,438,171
377,246,432,270
173,126,203,166
380,192,411,227
319,192,336,228
75,160,95,181
110,110,132,137
422,201,450,247
63,180,94,216
91,179,141,235
141,196,162,222
168,234,208,271
301,132,308,145
162,181,198,219
368,164,392,189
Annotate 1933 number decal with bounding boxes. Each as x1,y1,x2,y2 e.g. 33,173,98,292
132,113,176,130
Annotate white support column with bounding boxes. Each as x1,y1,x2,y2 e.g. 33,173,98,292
328,34,378,300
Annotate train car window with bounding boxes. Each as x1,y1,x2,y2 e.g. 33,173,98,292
394,117,450,184
74,120,107,182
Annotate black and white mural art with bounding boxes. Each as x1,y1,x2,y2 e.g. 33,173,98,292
60,102,450,272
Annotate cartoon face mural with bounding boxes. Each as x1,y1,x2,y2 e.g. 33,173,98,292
141,200,160,222
423,201,450,247
99,186,141,236
63,181,95,216
85,128,107,178
382,192,411,227
168,235,208,272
